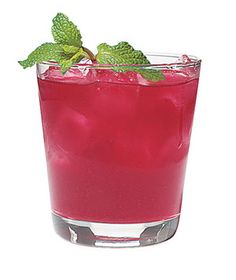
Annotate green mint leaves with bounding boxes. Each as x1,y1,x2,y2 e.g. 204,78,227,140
96,42,165,82
52,13,82,48
96,42,150,65
18,13,87,73
19,13,165,82
18,43,64,69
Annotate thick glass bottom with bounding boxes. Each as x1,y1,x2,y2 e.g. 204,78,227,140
52,212,180,247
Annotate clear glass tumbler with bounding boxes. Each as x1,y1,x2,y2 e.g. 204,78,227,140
37,54,201,247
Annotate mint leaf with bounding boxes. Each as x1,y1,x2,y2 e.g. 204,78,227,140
96,42,150,65
18,43,65,68
96,42,165,82
52,13,82,47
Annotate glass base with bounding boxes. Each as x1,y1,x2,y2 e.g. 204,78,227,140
52,213,180,248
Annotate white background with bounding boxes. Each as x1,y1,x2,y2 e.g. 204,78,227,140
0,0,235,279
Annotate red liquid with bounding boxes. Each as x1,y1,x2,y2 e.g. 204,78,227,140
38,67,199,223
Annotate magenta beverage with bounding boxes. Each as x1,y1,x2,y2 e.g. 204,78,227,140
37,54,201,247
19,12,201,247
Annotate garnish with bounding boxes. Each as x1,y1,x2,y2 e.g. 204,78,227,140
18,13,165,82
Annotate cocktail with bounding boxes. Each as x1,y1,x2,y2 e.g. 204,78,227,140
19,13,201,247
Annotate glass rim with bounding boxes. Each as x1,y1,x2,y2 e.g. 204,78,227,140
37,53,201,70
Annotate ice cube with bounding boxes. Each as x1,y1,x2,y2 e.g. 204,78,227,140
96,69,140,84
115,71,139,84
176,55,200,78
177,54,192,64
53,107,92,156
41,65,97,84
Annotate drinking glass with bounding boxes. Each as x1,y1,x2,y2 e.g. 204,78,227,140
37,54,201,247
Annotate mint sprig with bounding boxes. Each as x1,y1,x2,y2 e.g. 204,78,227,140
19,13,165,82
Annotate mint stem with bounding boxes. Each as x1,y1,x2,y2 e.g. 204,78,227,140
83,47,96,62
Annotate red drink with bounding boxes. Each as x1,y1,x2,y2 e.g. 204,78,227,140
37,54,200,246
